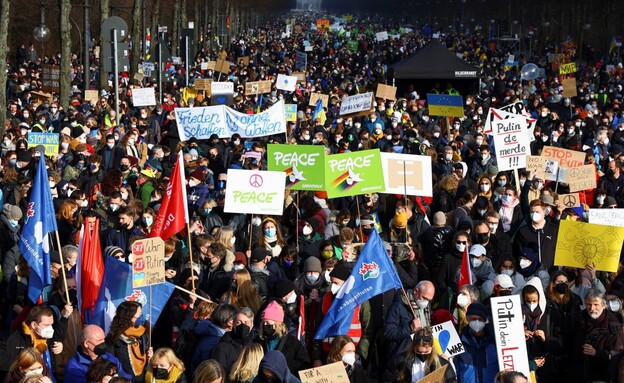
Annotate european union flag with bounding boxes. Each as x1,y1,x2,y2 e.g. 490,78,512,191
19,152,58,304
314,229,402,340
91,256,175,332
426,93,464,118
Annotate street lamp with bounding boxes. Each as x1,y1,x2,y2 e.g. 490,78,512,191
33,3,51,43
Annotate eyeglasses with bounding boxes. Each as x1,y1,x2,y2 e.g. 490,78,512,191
456,241,467,245
414,335,433,342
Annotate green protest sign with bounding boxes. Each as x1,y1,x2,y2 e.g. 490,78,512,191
267,144,326,191
324,149,385,198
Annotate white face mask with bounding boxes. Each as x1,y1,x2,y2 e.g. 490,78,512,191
471,257,483,268
456,243,466,252
530,212,542,223
302,226,313,235
489,224,498,233
233,264,245,271
457,293,470,308
324,270,331,283
80,200,88,207
445,154,453,161
188,179,197,188
342,352,356,366
120,192,128,200
528,302,538,312
305,273,319,284
609,300,621,312
331,283,341,295
469,320,486,333
38,325,54,339
416,299,429,309
286,292,297,304
107,142,115,149
519,259,532,269
480,184,490,192
501,269,513,276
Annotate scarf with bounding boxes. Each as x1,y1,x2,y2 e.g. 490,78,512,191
22,322,48,354
144,365,184,383
265,236,282,257
522,304,542,332
121,325,147,376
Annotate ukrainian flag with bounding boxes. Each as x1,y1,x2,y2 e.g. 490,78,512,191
426,93,464,118
312,98,326,125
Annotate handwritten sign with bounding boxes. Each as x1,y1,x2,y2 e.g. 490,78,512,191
563,165,596,192
526,155,547,178
284,104,297,122
588,209,624,227
555,220,624,272
132,87,157,107
132,237,165,288
340,92,374,116
559,62,577,75
540,146,585,168
309,93,329,108
84,90,99,103
299,362,349,383
224,100,287,138
41,65,60,93
431,320,464,357
376,84,397,100
491,295,531,378
245,80,272,95
558,193,581,208
27,133,59,156
492,115,529,171
194,78,212,91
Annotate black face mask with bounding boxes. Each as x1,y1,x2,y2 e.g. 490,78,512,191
119,164,129,172
554,283,569,294
200,257,212,266
474,233,489,245
415,353,429,362
499,289,512,296
93,342,108,356
153,367,170,380
234,323,251,339
263,324,276,339
362,228,373,235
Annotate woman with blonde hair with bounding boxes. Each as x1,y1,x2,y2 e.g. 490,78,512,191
214,226,236,258
5,348,52,383
193,360,225,383
144,347,187,382
221,269,262,313
229,343,264,383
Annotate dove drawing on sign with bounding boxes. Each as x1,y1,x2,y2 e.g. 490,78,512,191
290,165,306,181
346,169,363,185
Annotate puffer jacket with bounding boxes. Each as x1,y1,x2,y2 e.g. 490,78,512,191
453,324,499,383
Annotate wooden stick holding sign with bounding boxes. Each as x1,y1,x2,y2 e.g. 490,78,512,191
173,285,213,304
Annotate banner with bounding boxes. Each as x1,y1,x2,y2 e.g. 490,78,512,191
225,100,287,138
276,74,297,92
132,238,166,288
540,146,585,168
376,84,397,100
555,220,624,272
325,149,385,198
284,104,298,122
299,362,349,383
588,209,624,227
224,169,286,215
267,144,325,191
211,81,234,95
491,295,531,378
492,115,530,171
426,94,464,118
339,92,373,116
132,87,157,106
27,133,59,156
563,164,596,192
380,153,432,196
431,320,464,357
245,80,272,95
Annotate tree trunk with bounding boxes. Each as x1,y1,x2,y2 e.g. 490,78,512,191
60,0,72,110
172,0,180,56
99,0,109,89
150,0,161,57
194,0,200,51
180,0,187,32
0,0,9,132
130,0,142,79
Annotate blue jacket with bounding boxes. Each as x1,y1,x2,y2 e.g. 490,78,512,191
453,325,499,383
64,347,131,383
187,183,210,212
253,350,301,383
192,320,225,371
383,292,414,359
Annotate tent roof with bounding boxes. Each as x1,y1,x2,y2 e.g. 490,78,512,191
392,40,480,80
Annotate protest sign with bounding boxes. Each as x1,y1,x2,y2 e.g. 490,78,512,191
491,295,531,378
245,80,272,95
415,365,448,383
295,51,308,71
175,105,227,140
211,82,234,95
431,320,464,357
132,87,157,107
194,78,212,91
84,90,99,103
316,19,330,31
292,72,306,83
225,100,287,138
376,84,397,100
27,133,59,156
284,104,298,122
375,31,389,41
563,164,596,192
214,59,231,74
540,146,585,168
588,209,624,227
224,169,286,215
325,149,385,198
380,153,433,197
491,115,530,171
559,62,577,75
268,144,325,191
41,65,60,93
562,78,578,98
299,362,349,383
133,73,144,82
236,56,249,66
340,92,374,116
426,94,464,118
131,237,165,288
309,93,329,108
526,156,547,178
346,40,358,51
558,193,581,208
276,74,297,92
555,220,624,272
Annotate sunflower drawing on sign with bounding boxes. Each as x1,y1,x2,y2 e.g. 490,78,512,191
555,220,624,272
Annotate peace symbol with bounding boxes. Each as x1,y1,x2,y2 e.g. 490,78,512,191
563,195,576,207
249,174,263,187
569,168,580,178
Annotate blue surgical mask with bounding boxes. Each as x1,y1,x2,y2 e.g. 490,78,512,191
284,260,294,268
204,208,212,215
265,227,277,238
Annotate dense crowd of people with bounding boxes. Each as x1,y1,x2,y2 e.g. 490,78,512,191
2,9,624,383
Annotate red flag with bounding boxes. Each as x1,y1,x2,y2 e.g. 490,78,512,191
297,295,305,342
458,246,472,293
78,218,104,322
150,152,189,240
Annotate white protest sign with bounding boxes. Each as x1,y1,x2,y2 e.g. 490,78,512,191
432,320,464,357
492,115,530,171
225,100,287,138
276,74,297,92
491,295,531,378
132,87,157,107
589,209,624,227
224,169,286,215
375,31,389,41
339,92,374,116
211,81,234,95
380,153,433,197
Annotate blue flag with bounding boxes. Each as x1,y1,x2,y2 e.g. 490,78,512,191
91,256,175,332
19,154,58,304
314,229,402,340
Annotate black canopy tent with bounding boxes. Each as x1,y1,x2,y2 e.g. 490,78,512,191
389,39,480,98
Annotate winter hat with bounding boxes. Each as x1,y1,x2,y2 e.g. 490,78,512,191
431,309,455,326
234,252,247,266
466,302,488,320
189,168,205,181
303,257,322,273
393,212,408,228
16,151,32,163
605,196,618,207
329,263,351,281
432,211,447,227
273,279,295,300
104,246,124,259
140,168,156,179
261,301,284,323
2,204,23,220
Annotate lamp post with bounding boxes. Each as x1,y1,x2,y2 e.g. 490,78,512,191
83,0,90,91
33,3,51,43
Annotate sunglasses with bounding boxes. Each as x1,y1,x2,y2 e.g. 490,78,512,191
414,335,433,342
456,241,467,245
479,183,490,186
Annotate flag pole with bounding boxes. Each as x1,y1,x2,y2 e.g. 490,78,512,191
403,160,408,210
185,223,196,292
174,284,213,303
355,195,364,241
248,214,254,252
400,286,418,319
149,285,152,347
295,192,299,252
54,231,71,305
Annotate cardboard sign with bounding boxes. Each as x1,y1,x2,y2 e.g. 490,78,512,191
131,237,166,288
491,295,531,378
376,84,397,100
132,87,157,107
380,153,433,197
299,362,349,383
27,133,59,156
431,320,464,357
292,72,306,83
41,65,61,93
309,93,329,108
236,56,250,66
211,82,234,95
563,164,596,192
224,169,286,215
559,62,577,75
340,92,374,116
284,104,298,122
555,220,624,272
375,31,389,41
415,365,448,383
267,144,326,191
84,90,99,103
562,78,578,98
245,80,272,95
492,115,530,171
325,149,385,198
526,155,547,178
558,193,581,208
588,209,624,227
540,147,585,168
214,59,231,74
194,78,212,91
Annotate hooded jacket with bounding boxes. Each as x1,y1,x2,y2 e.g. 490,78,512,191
192,320,225,371
253,351,301,383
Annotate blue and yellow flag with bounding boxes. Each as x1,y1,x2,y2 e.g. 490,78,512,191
426,93,464,118
312,98,326,125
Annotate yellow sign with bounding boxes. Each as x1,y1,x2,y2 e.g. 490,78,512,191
316,19,330,31
555,220,624,273
559,62,577,75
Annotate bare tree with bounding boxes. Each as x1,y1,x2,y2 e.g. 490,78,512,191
0,0,9,131
130,0,142,78
150,0,161,57
99,0,110,89
60,0,72,110
172,0,180,56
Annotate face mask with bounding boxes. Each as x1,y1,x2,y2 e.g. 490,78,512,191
530,212,542,223
480,184,490,192
477,209,487,216
188,179,198,187
475,139,483,146
456,243,466,252
23,113,30,119
303,226,313,235
501,269,513,276
528,303,538,312
554,283,568,294
433,132,440,138
342,352,356,366
143,217,153,226
331,283,341,295
21,129,28,136
445,154,453,161
305,274,319,284
80,200,88,207
38,325,54,339
263,324,277,339
284,260,294,268
471,257,483,268
9,159,16,166
609,300,621,312
519,259,532,269
286,292,297,304
93,342,108,356
24,368,44,377
457,293,470,308
153,367,170,380
128,138,135,145
106,142,115,149
469,320,486,333
8,219,18,228
107,203,119,213
488,224,498,233
120,192,128,200
264,227,277,238
597,196,605,204
204,208,212,215
234,323,251,339
416,299,429,309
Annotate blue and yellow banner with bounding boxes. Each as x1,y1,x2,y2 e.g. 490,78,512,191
426,93,464,118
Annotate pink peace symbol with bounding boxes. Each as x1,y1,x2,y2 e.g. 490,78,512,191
249,174,263,187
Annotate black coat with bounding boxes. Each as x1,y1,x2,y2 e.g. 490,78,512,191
383,352,457,383
210,332,251,374
513,220,559,270
256,333,311,376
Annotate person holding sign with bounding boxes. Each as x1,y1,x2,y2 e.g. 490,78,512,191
326,336,369,383
383,327,457,383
